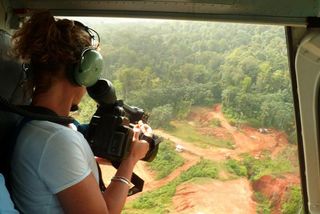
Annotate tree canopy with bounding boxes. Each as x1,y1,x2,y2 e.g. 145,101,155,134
82,20,294,137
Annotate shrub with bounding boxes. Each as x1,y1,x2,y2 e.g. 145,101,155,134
132,181,177,209
281,186,304,214
180,159,218,182
126,159,219,213
242,152,293,181
225,159,247,177
255,192,271,214
150,104,174,128
148,140,184,179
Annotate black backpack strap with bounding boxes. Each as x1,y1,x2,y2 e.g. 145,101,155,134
0,96,74,125
0,100,74,192
4,117,32,192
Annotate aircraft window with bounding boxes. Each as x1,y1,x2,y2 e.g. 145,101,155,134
72,17,302,214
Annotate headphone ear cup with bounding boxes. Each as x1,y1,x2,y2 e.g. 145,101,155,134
74,49,103,87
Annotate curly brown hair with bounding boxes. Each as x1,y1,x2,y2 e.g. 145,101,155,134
11,11,92,90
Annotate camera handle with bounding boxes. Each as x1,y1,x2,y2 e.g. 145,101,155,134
111,161,144,196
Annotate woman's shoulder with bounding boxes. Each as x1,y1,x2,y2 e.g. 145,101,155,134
14,120,89,166
29,120,72,130
28,120,80,138
17,120,86,153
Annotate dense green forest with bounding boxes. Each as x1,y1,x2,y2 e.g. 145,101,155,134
75,20,300,213
82,20,294,140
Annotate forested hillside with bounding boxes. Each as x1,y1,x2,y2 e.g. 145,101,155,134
81,20,294,141
74,20,301,213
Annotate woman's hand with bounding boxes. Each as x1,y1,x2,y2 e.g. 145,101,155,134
127,121,152,163
138,121,153,137
127,139,149,163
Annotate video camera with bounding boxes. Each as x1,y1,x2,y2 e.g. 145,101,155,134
85,79,161,162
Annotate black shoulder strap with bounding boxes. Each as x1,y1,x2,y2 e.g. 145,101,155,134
0,97,133,194
0,97,74,191
96,162,106,192
4,117,32,192
0,96,74,125
4,106,61,191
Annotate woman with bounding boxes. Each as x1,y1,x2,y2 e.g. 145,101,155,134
10,11,149,214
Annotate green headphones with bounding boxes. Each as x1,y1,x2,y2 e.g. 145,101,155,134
72,21,103,87
72,47,103,87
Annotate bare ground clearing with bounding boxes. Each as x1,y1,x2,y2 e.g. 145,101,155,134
102,105,299,213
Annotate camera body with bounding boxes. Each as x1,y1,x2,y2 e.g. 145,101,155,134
86,104,133,161
85,79,160,162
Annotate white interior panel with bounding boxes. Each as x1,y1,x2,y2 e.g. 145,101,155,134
296,30,320,214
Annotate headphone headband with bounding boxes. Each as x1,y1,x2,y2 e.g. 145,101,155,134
74,21,100,49
67,21,104,87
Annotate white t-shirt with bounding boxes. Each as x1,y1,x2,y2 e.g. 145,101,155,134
11,120,99,214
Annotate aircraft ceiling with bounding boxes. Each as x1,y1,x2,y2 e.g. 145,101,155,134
2,0,319,26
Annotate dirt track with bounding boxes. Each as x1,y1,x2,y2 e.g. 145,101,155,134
102,105,297,213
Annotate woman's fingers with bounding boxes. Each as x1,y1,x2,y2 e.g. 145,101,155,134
129,139,149,161
132,124,141,141
132,121,153,141
140,124,153,137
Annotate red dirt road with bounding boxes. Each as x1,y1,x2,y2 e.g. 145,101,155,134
193,104,289,159
102,105,299,213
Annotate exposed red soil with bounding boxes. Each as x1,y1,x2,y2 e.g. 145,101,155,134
155,130,230,161
101,104,300,213
252,174,301,214
172,178,257,214
199,104,289,159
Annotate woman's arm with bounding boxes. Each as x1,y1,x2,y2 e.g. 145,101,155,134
58,123,150,214
57,173,108,214
102,139,149,214
57,140,149,214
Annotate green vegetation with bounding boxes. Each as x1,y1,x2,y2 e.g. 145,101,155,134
180,159,218,181
281,186,304,214
84,21,295,139
223,108,262,129
210,118,221,127
149,104,173,128
242,152,293,181
166,121,234,149
225,159,248,177
126,181,177,214
225,152,300,213
73,20,300,213
277,144,300,169
73,94,97,123
147,140,184,179
255,192,272,214
124,159,218,214
224,152,294,181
